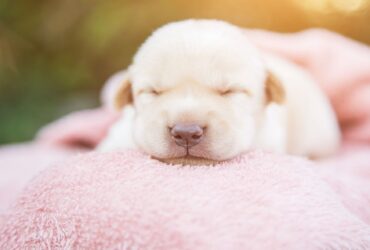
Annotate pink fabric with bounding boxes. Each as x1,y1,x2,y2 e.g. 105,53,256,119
0,28,370,249
36,108,119,148
0,144,79,214
0,107,119,215
1,150,370,249
316,144,370,224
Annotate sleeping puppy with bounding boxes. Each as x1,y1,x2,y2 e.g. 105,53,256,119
98,19,341,165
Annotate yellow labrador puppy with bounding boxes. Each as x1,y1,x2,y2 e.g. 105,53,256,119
98,20,340,165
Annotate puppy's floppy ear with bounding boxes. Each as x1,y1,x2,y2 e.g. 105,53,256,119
101,70,133,111
265,71,285,104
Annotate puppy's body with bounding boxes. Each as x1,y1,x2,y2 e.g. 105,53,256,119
257,53,340,157
98,20,340,162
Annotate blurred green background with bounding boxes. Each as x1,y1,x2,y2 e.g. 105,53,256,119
0,0,369,144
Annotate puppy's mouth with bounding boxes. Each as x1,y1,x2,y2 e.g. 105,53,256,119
164,143,221,165
154,154,221,166
150,125,226,165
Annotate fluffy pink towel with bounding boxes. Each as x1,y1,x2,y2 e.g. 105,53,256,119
36,108,119,148
0,107,118,214
0,144,79,214
1,150,370,249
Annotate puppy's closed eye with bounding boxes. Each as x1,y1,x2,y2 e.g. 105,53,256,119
138,88,163,96
218,88,251,97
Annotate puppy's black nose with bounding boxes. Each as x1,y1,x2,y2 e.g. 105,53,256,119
170,124,204,148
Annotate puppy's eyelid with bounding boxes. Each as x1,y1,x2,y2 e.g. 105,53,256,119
219,88,251,96
219,89,232,95
242,89,252,96
138,88,163,95
150,89,162,95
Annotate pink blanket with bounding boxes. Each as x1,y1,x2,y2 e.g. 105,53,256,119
1,147,370,249
1,29,370,249
0,108,117,214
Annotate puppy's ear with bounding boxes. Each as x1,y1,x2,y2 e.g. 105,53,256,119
265,71,285,104
101,70,133,111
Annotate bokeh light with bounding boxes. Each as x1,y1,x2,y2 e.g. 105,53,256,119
293,0,369,13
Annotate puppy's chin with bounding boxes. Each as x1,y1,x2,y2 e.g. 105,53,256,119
152,155,222,166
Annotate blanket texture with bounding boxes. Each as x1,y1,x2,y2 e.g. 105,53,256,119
1,150,370,249
0,143,79,214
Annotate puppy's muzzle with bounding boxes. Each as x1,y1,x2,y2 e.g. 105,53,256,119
170,124,204,148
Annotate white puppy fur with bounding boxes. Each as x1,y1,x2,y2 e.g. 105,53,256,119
98,20,340,164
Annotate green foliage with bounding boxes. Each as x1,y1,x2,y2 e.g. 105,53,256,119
0,0,139,143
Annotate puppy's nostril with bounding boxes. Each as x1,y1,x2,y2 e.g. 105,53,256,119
192,134,202,140
173,134,182,140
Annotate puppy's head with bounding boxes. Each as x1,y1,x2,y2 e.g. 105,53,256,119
110,20,284,163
